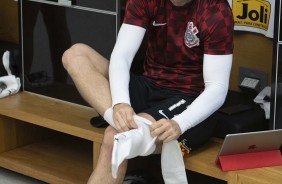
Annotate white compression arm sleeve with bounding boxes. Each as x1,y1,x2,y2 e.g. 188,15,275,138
109,24,146,107
172,54,233,133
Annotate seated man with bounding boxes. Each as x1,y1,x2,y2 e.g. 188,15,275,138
62,0,234,183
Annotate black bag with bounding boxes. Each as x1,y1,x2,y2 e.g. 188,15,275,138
123,175,149,184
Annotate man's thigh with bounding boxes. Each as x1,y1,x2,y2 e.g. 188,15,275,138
143,97,217,155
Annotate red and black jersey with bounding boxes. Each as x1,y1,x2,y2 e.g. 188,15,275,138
123,0,234,95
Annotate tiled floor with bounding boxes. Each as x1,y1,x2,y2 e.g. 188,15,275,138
0,168,46,184
0,167,226,184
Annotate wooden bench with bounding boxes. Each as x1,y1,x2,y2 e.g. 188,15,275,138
0,92,105,184
0,92,281,184
184,135,282,184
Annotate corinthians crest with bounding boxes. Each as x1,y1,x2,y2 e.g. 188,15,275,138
184,22,199,48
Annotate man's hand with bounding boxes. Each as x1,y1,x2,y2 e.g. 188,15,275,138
150,119,182,143
113,103,137,132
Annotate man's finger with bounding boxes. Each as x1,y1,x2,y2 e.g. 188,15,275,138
115,113,129,132
151,123,166,137
126,114,137,129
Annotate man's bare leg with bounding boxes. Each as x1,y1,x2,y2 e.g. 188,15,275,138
62,46,162,183
62,44,127,183
87,126,128,184
87,113,162,184
62,43,111,114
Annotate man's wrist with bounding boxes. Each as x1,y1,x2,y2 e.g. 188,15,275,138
113,102,130,109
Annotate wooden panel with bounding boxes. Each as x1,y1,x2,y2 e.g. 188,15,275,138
0,116,17,152
0,135,93,184
0,0,19,43
93,142,101,168
237,166,282,184
0,116,51,153
230,32,273,91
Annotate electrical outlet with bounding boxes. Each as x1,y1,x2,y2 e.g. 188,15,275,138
238,67,268,92
58,0,72,6
240,77,260,89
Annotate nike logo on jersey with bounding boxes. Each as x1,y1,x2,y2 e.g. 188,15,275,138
152,21,167,26
158,110,169,119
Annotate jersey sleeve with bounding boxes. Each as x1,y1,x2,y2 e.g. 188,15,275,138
123,0,151,29
200,2,234,55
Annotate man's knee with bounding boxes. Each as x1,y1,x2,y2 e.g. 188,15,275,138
101,126,117,152
62,43,90,70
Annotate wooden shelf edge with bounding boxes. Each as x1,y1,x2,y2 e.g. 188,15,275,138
0,92,105,142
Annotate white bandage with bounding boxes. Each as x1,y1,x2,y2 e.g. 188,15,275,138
104,108,188,184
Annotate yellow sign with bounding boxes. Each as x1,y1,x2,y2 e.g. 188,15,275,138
232,0,271,30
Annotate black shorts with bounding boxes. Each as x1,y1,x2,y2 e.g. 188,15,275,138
129,74,217,155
